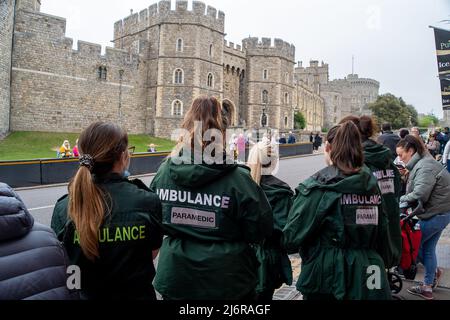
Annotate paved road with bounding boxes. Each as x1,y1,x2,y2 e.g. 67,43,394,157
16,154,327,227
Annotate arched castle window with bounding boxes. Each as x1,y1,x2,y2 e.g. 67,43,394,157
176,39,183,52
97,66,107,80
262,90,269,104
174,69,184,84
285,116,288,127
285,93,290,104
209,44,213,57
172,100,183,116
285,72,289,83
260,113,269,127
207,73,214,88
263,70,268,80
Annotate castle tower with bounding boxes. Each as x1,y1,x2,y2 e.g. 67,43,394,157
346,74,380,116
113,0,225,138
243,37,296,131
294,60,329,95
0,0,17,137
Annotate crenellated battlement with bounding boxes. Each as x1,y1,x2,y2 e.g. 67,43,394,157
114,1,225,44
223,39,245,58
242,37,295,61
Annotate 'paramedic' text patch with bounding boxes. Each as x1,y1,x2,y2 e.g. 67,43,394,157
356,207,378,225
171,207,216,228
378,179,395,195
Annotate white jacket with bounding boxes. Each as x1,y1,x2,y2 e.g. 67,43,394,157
443,142,450,164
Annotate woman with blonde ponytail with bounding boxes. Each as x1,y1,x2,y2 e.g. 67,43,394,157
247,141,294,301
51,122,163,300
283,121,392,300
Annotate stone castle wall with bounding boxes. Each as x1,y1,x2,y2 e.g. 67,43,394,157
10,7,147,134
4,0,332,138
0,0,16,137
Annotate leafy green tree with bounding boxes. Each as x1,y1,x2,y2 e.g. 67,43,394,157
368,94,418,129
418,114,440,128
294,112,306,130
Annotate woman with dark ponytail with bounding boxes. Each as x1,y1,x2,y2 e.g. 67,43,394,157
283,121,392,300
51,122,163,300
340,116,402,270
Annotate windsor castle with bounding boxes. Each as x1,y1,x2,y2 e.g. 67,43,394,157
0,0,380,138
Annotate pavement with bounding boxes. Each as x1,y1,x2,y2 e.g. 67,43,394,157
273,255,450,300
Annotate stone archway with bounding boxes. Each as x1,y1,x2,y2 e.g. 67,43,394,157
222,98,237,128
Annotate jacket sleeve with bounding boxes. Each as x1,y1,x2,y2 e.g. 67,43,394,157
51,201,68,240
272,193,294,232
146,193,164,250
444,143,450,165
239,184,273,244
400,167,436,205
376,199,401,268
282,189,323,255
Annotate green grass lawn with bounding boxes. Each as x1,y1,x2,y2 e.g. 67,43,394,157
0,131,175,161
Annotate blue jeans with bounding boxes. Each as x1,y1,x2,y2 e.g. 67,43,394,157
447,160,450,173
418,213,450,286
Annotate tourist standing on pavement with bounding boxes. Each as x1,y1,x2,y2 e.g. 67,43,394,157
51,122,163,300
377,123,400,160
396,135,450,300
283,121,392,300
288,131,296,144
150,96,273,300
247,141,294,301
340,116,402,269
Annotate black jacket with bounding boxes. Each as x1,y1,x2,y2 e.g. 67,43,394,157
0,183,76,300
377,132,400,160
52,174,163,300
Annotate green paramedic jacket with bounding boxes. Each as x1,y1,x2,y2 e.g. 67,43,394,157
255,175,294,294
283,165,392,300
51,174,163,300
363,139,402,268
149,158,273,300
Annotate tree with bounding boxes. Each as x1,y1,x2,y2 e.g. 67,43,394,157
418,114,440,128
368,94,418,129
294,112,306,130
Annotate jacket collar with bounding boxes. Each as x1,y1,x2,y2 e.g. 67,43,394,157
406,152,422,171
92,172,128,184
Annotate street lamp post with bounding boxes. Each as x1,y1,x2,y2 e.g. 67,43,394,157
118,69,124,127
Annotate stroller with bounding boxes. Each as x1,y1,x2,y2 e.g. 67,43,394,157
388,201,423,296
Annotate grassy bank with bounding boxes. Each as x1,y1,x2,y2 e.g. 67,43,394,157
0,131,175,161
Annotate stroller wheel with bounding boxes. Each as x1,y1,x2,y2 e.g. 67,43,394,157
388,272,403,294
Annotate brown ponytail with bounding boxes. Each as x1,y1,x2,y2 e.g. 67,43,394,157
339,115,377,141
68,122,128,261
327,121,364,175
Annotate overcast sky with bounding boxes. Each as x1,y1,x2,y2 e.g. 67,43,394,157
40,0,450,118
